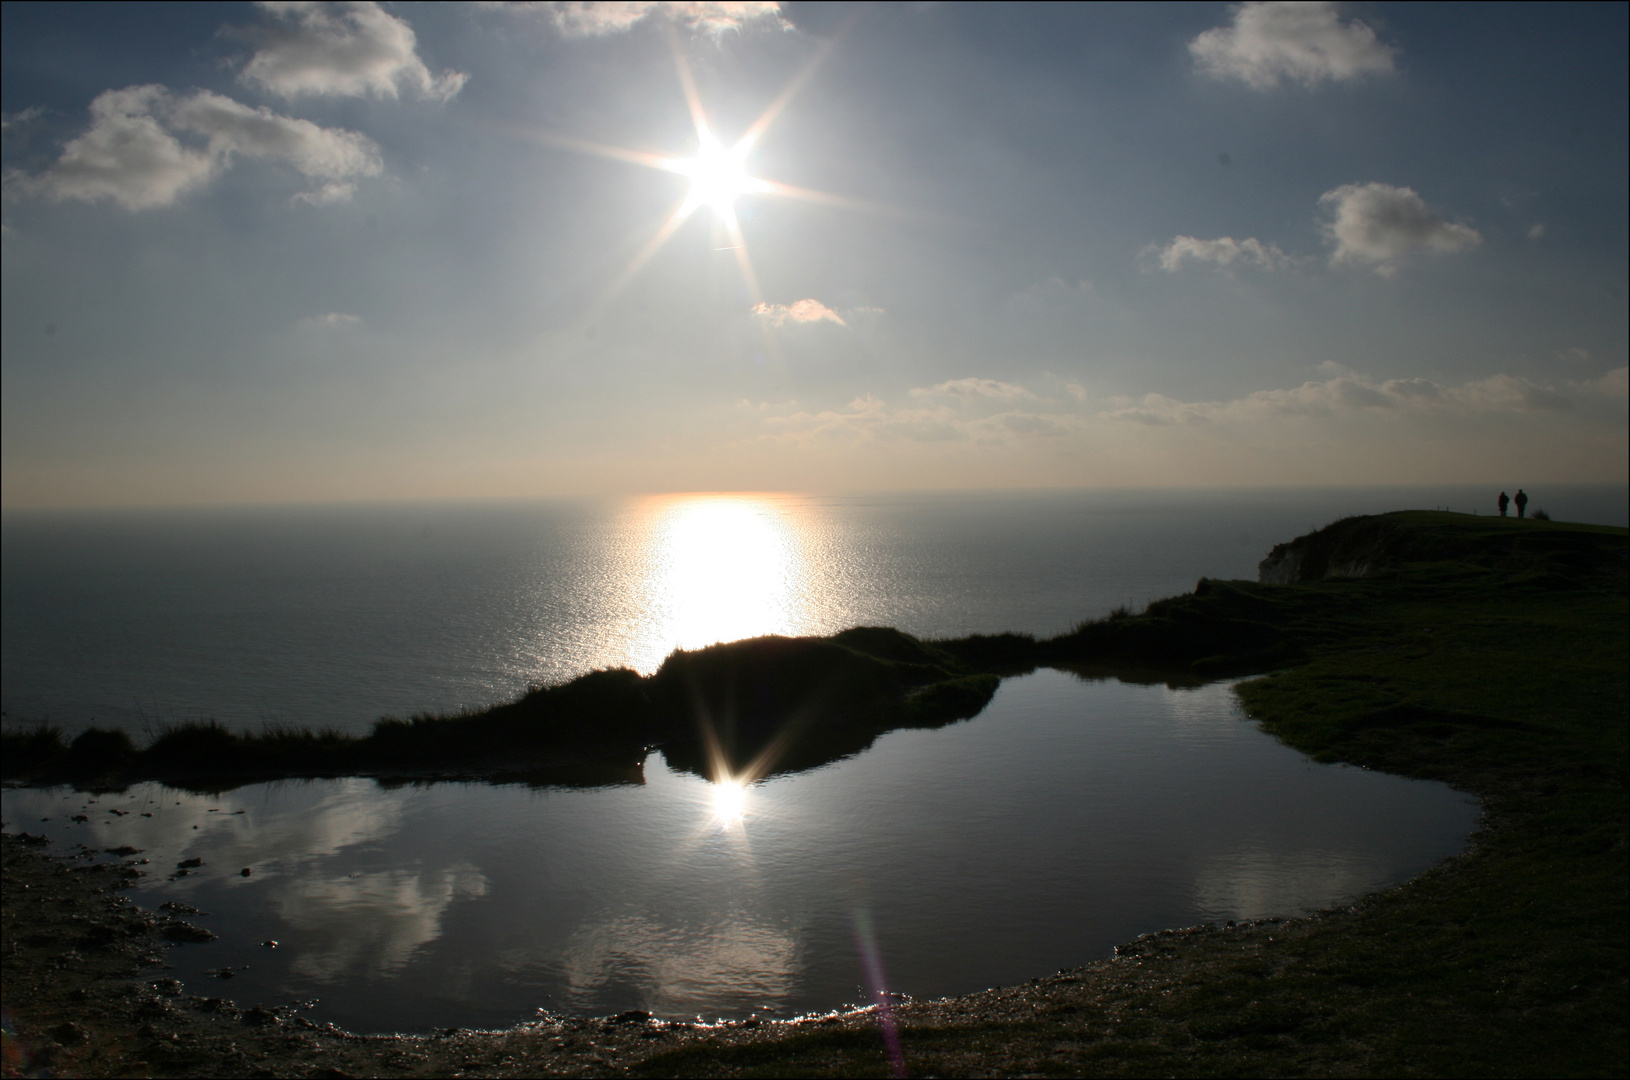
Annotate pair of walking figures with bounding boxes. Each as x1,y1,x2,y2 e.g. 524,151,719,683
1497,490,1528,518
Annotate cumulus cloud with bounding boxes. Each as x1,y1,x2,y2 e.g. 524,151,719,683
9,85,381,210
508,1,790,37
1190,1,1396,89
751,298,846,328
1319,182,1481,274
1155,235,1296,271
10,86,216,210
172,90,381,178
240,1,467,100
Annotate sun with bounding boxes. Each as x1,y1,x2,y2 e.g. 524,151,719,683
665,127,769,227
525,39,862,317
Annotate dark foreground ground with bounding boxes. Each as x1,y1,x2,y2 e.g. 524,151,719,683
4,511,1627,1077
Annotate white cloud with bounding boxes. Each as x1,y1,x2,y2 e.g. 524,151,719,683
297,312,363,330
761,379,1074,446
1319,182,1481,274
293,181,358,205
9,86,215,211
729,365,1626,490
1527,223,1546,240
1584,366,1629,399
911,378,1037,403
1190,1,1396,89
171,90,382,179
756,366,1615,454
241,2,467,100
751,298,846,327
10,85,381,210
507,1,790,38
1100,369,1582,426
1,106,46,134
1156,235,1296,271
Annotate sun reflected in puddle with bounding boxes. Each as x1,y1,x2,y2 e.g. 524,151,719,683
710,779,750,827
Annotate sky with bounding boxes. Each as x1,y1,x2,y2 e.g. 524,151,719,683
2,1,1625,508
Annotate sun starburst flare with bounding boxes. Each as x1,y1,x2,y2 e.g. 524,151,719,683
662,126,771,230
510,35,892,322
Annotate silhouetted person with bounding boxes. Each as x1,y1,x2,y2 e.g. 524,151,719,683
1515,489,1528,518
1498,491,1510,517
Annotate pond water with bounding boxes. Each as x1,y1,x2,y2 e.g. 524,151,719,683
1,670,1479,1033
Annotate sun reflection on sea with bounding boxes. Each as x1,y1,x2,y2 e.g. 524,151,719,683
626,494,812,673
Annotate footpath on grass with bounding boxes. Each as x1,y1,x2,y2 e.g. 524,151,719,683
3,511,1626,1077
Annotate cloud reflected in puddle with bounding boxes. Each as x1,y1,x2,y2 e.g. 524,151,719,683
274,863,489,981
556,909,799,1018
1193,847,1379,922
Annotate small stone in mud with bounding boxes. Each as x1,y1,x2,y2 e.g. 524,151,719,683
70,814,89,823
177,857,204,869
160,901,204,915
49,1021,88,1046
160,921,217,943
106,846,143,856
261,940,279,949
241,867,252,876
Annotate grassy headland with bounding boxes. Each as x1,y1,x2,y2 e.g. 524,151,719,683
626,511,1628,1077
3,510,1626,1076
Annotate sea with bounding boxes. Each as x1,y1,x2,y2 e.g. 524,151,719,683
5,484,1622,736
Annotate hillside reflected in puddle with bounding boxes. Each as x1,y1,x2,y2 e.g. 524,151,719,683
2,672,1478,1033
